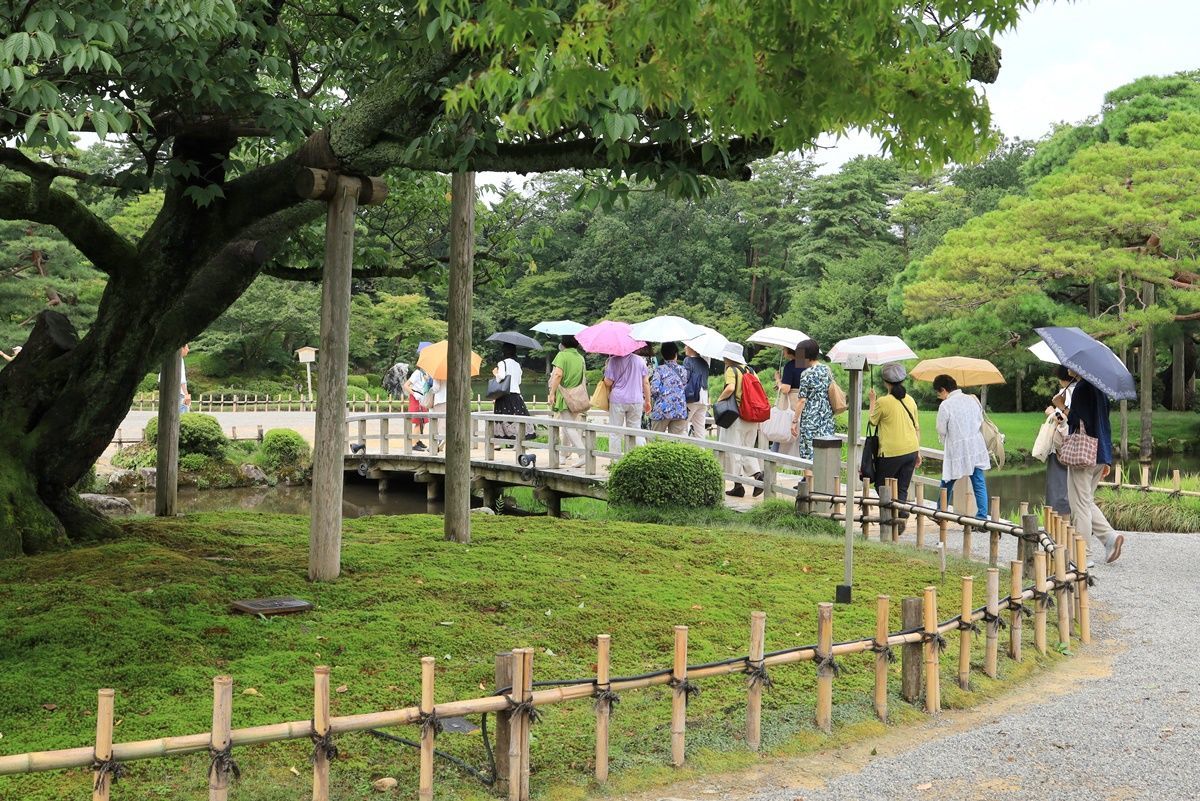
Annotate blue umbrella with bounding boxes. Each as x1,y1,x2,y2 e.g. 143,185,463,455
1034,327,1137,401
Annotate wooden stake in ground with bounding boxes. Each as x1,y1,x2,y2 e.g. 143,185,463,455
507,650,525,801
746,612,766,751
901,597,923,705
595,635,611,782
958,575,973,690
419,657,436,801
519,649,533,800
92,689,115,801
873,596,889,722
445,171,476,543
312,666,331,801
299,169,387,581
671,626,689,766
1033,552,1048,655
923,586,941,713
1009,560,1024,662
984,569,1000,679
493,653,511,792
208,676,233,801
1075,537,1092,644
155,348,182,517
988,496,1001,566
938,488,949,548
815,603,834,733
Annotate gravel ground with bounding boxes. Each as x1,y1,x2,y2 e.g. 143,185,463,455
743,527,1200,801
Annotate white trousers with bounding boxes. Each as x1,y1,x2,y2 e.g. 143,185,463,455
608,402,642,455
556,410,585,458
686,401,708,439
727,417,762,479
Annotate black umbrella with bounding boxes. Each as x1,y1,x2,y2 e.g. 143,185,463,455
1034,326,1137,401
486,331,542,349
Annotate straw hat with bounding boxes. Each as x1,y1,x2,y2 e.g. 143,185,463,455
720,342,747,365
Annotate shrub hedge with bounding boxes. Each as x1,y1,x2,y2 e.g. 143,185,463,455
606,440,724,508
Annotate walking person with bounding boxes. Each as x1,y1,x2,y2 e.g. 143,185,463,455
789,339,835,460
717,343,764,497
491,343,533,441
772,346,805,456
1044,365,1075,516
547,335,587,467
404,346,433,451
649,342,688,435
683,344,710,439
1054,375,1124,563
603,350,650,455
933,374,990,519
868,363,921,531
426,375,448,454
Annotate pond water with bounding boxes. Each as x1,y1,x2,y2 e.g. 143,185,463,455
121,477,441,517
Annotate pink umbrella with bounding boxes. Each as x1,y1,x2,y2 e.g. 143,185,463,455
577,320,647,356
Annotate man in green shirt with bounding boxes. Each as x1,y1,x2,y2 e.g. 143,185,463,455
548,335,587,467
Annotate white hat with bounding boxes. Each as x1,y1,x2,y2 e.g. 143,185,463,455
720,342,747,365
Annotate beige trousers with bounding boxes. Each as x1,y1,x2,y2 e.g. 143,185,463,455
651,418,687,435
687,401,708,439
1066,464,1116,549
727,417,762,479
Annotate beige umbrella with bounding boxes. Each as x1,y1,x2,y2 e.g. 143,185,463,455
910,356,1005,386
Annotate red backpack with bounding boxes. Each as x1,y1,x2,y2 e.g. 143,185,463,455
737,368,771,423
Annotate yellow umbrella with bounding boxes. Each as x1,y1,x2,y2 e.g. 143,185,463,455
416,340,483,381
910,356,1005,386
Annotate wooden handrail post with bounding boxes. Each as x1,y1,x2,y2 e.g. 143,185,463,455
584,429,598,475
1075,537,1091,644
1033,552,1048,655
595,635,611,782
815,603,834,733
670,626,688,766
923,586,940,714
379,418,389,456
547,425,560,470
873,596,889,722
1009,560,1024,662
208,676,233,801
312,666,331,801
958,576,973,690
92,689,115,801
984,569,1000,679
746,612,766,750
419,657,435,801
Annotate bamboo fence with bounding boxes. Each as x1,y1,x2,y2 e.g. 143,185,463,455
1099,464,1200,498
0,537,1093,800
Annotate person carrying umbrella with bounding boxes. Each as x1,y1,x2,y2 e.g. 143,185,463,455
1043,365,1075,516
547,335,588,467
490,342,533,441
868,363,922,530
933,374,991,520
603,353,650,456
789,339,836,460
682,344,710,438
649,342,688,435
717,343,764,497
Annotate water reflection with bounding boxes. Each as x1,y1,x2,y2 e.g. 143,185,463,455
121,479,438,517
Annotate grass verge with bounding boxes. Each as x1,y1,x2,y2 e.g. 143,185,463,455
0,513,1057,800
1097,488,1200,533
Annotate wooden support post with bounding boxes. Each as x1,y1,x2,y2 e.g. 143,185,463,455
444,171,476,543
1075,537,1091,644
962,522,973,560
915,492,926,548
958,576,973,690
507,651,524,801
312,666,332,801
1139,281,1155,467
584,429,598,475
747,612,766,751
671,626,688,766
595,635,611,782
208,676,233,801
1054,542,1071,650
494,653,512,792
762,460,777,500
877,483,892,542
92,689,115,801
816,603,834,733
1021,514,1039,576
984,569,1000,678
887,477,901,541
419,657,435,801
379,418,389,456
938,488,949,548
155,347,182,517
403,415,413,455
546,425,560,470
797,471,812,515
1009,561,1024,662
873,596,889,722
901,597,923,704
923,586,940,714
1173,469,1183,494
860,478,872,540
1033,552,1048,655
988,496,1001,566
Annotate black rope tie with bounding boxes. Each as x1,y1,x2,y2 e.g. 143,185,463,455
981,610,1008,630
592,686,620,713
309,720,339,764
744,661,774,690
1007,599,1033,618
921,631,948,651
1049,576,1076,595
92,758,126,792
814,651,841,677
668,676,701,706
418,710,443,739
957,618,981,634
208,744,241,784
870,642,896,662
1031,588,1056,609
505,696,541,725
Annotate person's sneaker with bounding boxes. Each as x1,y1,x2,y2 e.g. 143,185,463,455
726,484,746,498
413,441,428,451
1105,534,1125,564
752,472,765,497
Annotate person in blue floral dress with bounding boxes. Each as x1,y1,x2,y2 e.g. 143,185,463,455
649,342,689,435
789,339,836,459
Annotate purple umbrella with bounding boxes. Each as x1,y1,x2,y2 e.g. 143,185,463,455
577,320,647,356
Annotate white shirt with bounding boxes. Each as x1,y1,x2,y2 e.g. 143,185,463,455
429,378,448,406
935,389,990,481
496,358,523,395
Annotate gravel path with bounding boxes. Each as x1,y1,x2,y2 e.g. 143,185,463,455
742,528,1200,801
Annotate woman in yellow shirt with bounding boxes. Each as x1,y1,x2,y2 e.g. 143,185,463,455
868,363,922,529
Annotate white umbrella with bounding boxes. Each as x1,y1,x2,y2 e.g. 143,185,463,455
682,325,729,360
531,320,586,336
827,335,917,365
748,326,809,349
629,315,706,343
1027,340,1061,365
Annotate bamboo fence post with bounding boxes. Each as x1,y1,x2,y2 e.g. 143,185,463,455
1173,469,1182,493
988,497,1001,566
915,490,926,548
815,603,834,733
493,653,511,792
938,488,949,548
92,689,115,801
419,657,435,801
1141,463,1150,488
507,651,524,801
1114,462,1122,486
519,649,533,801
670,626,688,766
1021,514,1039,576
961,520,973,560
1033,552,1048,655
1054,543,1071,649
861,478,872,539
1068,524,1081,630
746,612,766,751
208,676,233,801
876,483,892,542
1075,536,1092,644
595,635,611,782
923,586,940,713
888,477,901,541
1009,561,1024,662
901,597,923,704
984,569,1000,679
312,666,331,801
873,596,889,722
958,576,973,690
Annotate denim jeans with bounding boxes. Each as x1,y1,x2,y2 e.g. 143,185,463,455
940,467,989,519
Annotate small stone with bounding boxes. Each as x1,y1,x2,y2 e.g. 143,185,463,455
470,505,496,514
138,467,158,490
104,469,141,493
239,464,269,484
242,688,260,697
79,494,135,516
372,777,398,792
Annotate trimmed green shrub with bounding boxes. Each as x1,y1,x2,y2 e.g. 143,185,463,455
144,413,229,458
607,440,724,508
258,429,311,473
347,374,370,389
179,453,213,472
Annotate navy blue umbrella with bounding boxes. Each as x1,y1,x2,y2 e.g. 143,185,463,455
1034,326,1137,401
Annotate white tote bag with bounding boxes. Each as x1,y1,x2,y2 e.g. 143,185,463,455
1031,414,1057,462
762,407,795,443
